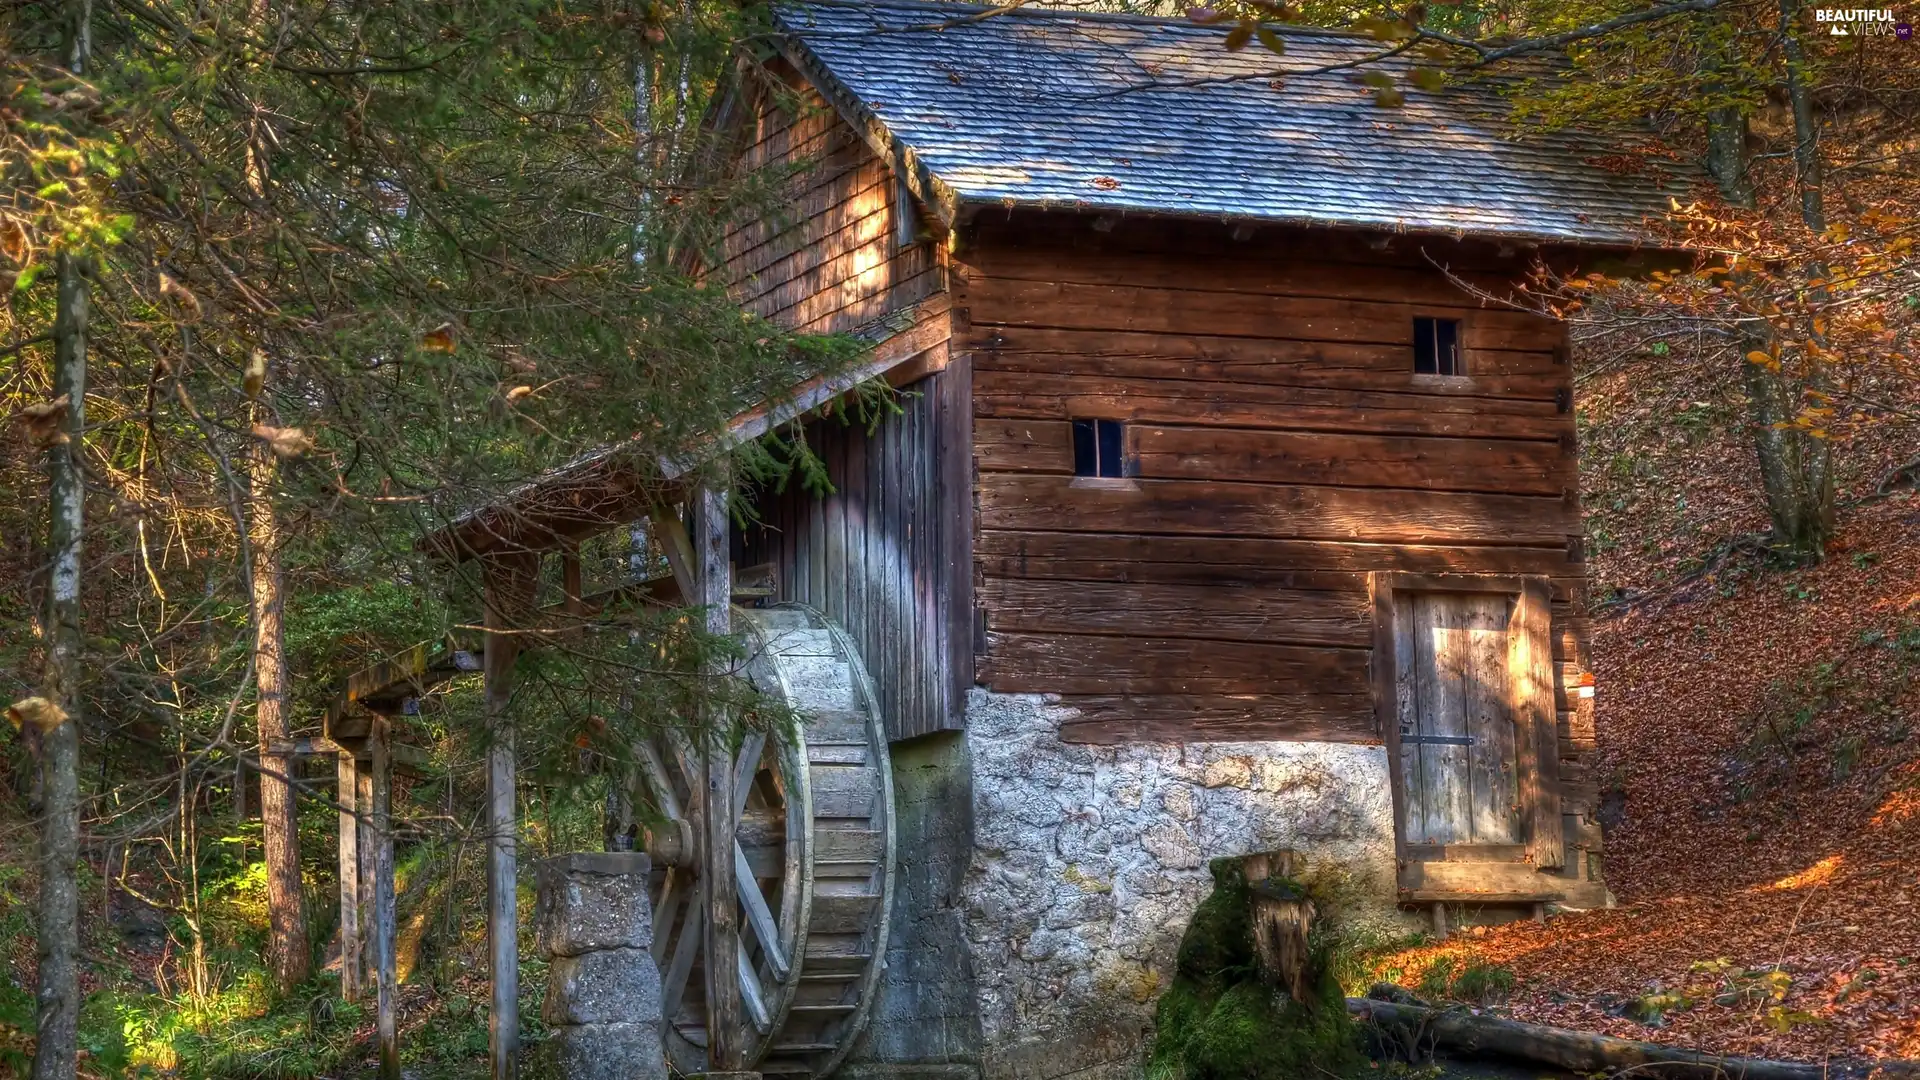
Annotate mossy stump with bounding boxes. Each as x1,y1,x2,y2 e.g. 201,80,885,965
1148,852,1365,1080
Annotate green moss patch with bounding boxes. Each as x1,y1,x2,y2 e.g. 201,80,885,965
1148,857,1367,1080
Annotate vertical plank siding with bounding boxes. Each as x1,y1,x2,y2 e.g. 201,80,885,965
740,369,968,742
959,217,1597,850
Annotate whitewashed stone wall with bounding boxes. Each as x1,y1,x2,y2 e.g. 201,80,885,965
961,689,1405,1080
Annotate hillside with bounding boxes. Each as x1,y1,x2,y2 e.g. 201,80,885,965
1370,340,1920,1062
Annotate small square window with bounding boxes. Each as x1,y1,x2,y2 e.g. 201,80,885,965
1413,317,1462,376
1072,418,1127,478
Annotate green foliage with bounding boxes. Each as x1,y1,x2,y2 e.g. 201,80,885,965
1149,858,1367,1080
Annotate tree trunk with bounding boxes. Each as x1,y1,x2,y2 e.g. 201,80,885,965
250,436,310,990
1242,850,1314,1004
1742,351,1834,557
1738,0,1834,560
33,250,86,1080
1779,0,1823,234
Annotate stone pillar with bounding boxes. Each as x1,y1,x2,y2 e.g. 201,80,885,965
533,852,664,1080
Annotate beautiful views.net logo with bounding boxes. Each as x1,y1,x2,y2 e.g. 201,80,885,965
1814,7,1913,36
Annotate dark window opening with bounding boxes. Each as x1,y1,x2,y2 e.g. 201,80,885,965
1414,317,1462,375
1072,418,1127,478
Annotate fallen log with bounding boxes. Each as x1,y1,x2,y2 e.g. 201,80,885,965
1350,994,1920,1080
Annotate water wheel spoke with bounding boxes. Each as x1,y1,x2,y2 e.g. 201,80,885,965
636,738,687,824
662,899,705,1024
735,839,790,978
652,866,686,965
738,942,774,1034
732,731,767,819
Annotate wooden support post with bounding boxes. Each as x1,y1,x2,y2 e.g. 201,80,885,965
695,487,742,1071
336,751,363,1001
483,551,538,1080
1431,901,1449,940
371,716,399,1080
357,762,374,992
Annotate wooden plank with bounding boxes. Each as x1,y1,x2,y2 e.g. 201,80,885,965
983,631,1368,695
969,325,1563,401
481,550,537,1080
978,475,1572,546
812,766,879,820
696,486,743,1070
336,752,363,1001
977,531,1576,580
1462,595,1520,845
959,243,1534,308
938,355,975,730
1056,693,1375,743
965,277,1563,351
1370,574,1410,873
813,829,886,864
738,187,895,304
978,420,1568,496
371,716,399,1080
980,577,1370,648
1418,594,1470,846
974,372,1569,441
1390,589,1420,847
1512,577,1564,869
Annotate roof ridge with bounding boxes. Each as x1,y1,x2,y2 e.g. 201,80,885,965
775,0,1384,43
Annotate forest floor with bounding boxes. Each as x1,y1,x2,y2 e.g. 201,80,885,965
1366,345,1920,1063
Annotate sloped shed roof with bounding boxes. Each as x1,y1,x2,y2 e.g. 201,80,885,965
772,0,1698,247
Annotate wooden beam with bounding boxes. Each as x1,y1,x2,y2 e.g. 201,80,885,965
695,487,742,1070
371,715,400,1080
1367,572,1411,877
1513,576,1564,869
337,751,363,1001
650,505,699,604
356,764,374,1004
482,551,538,1080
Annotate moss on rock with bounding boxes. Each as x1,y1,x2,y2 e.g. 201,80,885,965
1149,857,1367,1080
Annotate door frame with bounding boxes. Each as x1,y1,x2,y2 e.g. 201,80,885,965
1368,572,1564,892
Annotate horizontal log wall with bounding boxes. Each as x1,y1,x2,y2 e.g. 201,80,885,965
720,74,942,334
959,216,1599,866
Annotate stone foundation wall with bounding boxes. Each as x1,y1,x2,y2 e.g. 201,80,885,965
532,852,664,1080
961,689,1406,1080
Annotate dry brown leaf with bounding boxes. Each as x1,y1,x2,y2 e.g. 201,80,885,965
252,423,314,458
17,394,71,446
8,696,69,732
157,272,203,321
244,348,268,399
420,323,457,353
0,217,30,264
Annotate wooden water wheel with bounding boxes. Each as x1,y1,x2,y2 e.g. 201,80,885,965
637,604,896,1079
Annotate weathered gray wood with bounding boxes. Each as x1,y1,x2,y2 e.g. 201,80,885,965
937,352,975,728
1391,592,1421,846
336,751,363,1001
1462,595,1519,845
371,716,399,1080
482,551,538,1080
695,486,743,1070
733,374,959,742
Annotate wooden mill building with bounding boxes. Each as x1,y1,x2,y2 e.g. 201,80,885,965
381,3,1695,1078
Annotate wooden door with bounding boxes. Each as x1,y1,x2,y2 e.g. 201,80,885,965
1393,592,1522,851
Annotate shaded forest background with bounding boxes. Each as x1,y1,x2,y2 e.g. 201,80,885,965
3,0,1919,1075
